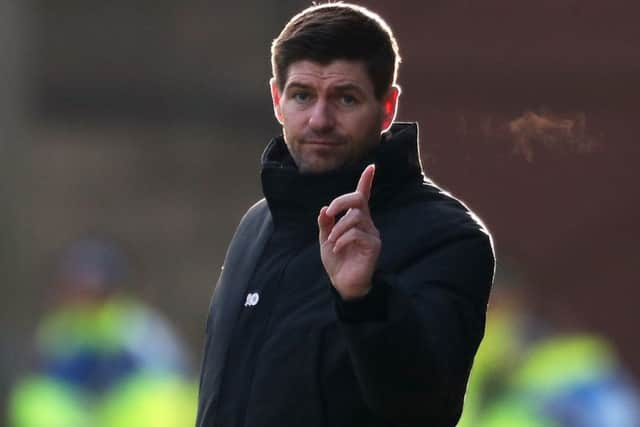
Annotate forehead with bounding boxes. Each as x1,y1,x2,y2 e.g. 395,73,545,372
284,60,374,93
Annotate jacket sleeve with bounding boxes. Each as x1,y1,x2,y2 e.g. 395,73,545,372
333,230,495,427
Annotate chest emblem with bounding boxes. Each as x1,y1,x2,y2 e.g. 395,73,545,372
244,292,260,307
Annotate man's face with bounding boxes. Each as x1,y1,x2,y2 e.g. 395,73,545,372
271,60,399,173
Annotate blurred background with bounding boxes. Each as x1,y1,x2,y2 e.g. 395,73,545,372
1,0,639,426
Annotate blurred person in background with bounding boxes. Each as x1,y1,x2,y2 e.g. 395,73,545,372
197,3,494,427
458,264,640,427
8,237,198,427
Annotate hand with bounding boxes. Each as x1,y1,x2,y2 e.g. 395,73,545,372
318,164,381,300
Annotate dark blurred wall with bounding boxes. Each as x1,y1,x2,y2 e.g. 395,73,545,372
1,0,33,408
37,0,302,125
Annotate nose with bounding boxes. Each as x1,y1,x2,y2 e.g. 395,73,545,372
308,99,335,133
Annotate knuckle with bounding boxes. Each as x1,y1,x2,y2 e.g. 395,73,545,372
349,208,363,221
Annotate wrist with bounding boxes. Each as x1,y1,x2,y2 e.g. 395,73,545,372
336,283,372,301
333,271,390,323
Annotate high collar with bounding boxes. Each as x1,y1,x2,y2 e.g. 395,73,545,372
260,122,423,230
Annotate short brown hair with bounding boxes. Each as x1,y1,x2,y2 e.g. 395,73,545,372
271,3,401,100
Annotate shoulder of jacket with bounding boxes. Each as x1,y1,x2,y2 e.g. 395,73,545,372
243,198,269,218
236,198,269,227
222,199,272,262
394,180,493,245
224,199,271,246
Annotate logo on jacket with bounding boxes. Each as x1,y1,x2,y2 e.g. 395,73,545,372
244,292,260,307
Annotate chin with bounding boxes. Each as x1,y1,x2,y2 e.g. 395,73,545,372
298,159,344,174
299,164,334,174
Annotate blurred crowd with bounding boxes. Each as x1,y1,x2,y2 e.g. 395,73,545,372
6,240,640,426
458,266,640,427
7,239,198,427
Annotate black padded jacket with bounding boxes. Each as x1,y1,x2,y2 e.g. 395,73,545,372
196,123,495,427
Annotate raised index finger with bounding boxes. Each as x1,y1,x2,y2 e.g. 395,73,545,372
356,164,376,201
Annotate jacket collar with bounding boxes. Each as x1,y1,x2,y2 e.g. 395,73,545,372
260,122,423,229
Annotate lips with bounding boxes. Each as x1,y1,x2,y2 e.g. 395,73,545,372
304,139,344,146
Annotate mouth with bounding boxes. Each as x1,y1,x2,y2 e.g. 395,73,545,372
305,139,343,146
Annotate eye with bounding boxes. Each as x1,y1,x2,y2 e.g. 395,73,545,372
293,91,311,103
340,94,357,106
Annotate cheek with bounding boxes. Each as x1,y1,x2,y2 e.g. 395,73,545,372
350,109,382,137
281,109,307,134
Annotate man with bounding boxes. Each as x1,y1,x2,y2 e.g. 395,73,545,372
196,3,494,427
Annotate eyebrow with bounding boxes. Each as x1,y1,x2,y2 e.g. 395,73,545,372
284,82,367,96
331,83,366,95
284,82,313,92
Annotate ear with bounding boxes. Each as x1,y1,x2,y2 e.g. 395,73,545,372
270,77,284,125
380,85,401,132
